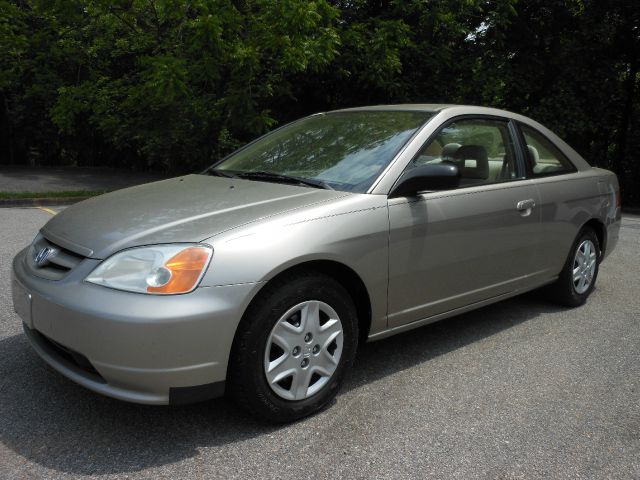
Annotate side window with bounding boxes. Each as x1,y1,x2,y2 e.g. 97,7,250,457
412,118,522,187
520,124,575,176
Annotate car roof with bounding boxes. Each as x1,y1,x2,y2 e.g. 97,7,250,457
330,104,524,117
331,104,453,114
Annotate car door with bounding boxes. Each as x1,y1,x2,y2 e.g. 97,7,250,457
516,122,584,277
387,116,542,328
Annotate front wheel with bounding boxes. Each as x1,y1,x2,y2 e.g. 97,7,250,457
227,271,358,423
549,228,600,307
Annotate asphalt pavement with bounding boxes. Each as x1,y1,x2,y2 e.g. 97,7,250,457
0,166,168,193
0,207,638,479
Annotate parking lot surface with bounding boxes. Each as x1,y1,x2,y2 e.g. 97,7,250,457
0,167,167,194
1,207,638,479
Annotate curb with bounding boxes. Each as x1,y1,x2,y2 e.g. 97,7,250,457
0,197,92,208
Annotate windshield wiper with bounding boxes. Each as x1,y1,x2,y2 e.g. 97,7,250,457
204,168,238,178
236,171,333,190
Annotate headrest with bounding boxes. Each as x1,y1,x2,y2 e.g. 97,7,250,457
441,143,461,162
455,145,489,180
527,145,539,164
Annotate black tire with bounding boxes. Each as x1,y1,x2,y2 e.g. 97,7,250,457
227,271,358,423
549,228,600,307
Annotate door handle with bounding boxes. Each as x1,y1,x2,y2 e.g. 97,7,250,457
517,199,535,210
516,199,535,216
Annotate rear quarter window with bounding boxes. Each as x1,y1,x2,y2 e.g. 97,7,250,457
520,124,576,176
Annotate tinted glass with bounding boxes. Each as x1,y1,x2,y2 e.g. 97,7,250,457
216,111,433,192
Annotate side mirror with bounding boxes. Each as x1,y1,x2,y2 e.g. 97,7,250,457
389,163,460,198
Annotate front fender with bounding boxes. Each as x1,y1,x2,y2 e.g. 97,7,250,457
200,196,390,335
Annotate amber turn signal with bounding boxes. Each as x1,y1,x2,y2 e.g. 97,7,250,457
147,247,211,294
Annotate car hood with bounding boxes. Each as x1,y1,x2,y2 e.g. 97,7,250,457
41,174,349,259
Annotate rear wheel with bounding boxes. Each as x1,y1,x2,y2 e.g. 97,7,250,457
549,228,600,307
227,271,358,423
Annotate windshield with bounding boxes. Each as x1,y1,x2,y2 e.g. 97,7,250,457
213,111,433,193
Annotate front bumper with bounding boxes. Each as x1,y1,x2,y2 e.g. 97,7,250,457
12,247,261,405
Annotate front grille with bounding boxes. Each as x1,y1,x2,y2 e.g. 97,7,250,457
31,329,106,383
29,235,85,280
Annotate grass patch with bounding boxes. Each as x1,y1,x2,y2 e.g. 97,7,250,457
0,190,106,199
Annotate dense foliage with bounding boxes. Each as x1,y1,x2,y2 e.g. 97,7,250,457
1,0,638,204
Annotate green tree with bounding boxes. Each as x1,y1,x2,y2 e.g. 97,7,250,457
1,0,639,204
3,0,341,171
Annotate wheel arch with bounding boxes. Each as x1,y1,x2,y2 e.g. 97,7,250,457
581,218,606,257
242,259,373,345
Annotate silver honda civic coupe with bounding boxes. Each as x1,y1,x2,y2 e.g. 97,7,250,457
12,105,621,422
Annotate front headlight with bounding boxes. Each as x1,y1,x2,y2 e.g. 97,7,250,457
85,244,213,295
